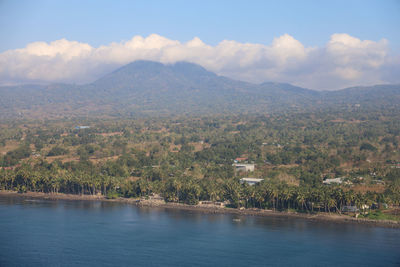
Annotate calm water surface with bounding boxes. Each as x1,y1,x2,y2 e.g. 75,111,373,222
0,195,399,266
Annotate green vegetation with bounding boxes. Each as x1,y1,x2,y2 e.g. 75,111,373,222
360,210,400,221
106,191,120,199
47,146,69,156
1,145,31,167
0,107,399,217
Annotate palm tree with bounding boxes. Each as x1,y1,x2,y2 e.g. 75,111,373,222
223,180,241,208
332,187,344,214
354,193,365,211
284,186,295,210
296,189,307,212
327,197,336,214
254,185,265,208
345,190,356,206
270,184,279,211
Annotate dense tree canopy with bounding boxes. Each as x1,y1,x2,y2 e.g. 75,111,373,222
0,108,399,215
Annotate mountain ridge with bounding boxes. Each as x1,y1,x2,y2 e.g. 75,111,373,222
0,60,399,119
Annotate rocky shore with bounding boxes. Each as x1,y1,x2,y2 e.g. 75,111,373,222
1,190,399,228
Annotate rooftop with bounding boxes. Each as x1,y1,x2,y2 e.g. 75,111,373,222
323,177,344,185
240,178,264,184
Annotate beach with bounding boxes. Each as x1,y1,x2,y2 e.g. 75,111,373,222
1,190,399,228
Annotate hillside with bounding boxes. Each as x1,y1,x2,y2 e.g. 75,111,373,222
0,61,399,119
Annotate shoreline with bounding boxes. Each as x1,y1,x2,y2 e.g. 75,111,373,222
1,190,399,228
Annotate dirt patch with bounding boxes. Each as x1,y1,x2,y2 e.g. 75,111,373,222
351,185,386,193
0,140,20,155
97,132,123,137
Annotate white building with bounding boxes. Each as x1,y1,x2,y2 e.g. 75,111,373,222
323,177,344,185
233,163,255,172
240,178,264,185
75,126,90,130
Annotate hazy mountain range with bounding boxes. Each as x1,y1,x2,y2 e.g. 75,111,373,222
0,60,399,119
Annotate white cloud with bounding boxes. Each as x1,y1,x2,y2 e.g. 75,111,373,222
0,33,398,90
327,33,388,68
20,39,93,59
333,67,362,80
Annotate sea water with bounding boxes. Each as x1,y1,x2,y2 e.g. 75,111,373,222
0,195,399,266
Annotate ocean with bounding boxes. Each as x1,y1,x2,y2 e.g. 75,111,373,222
0,195,399,266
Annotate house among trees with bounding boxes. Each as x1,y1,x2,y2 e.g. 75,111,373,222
75,126,90,130
233,163,255,172
234,157,248,163
323,177,344,185
240,178,264,185
341,205,359,212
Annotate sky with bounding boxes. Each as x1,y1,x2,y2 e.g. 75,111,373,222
0,0,399,90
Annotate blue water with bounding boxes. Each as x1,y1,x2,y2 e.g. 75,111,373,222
0,196,399,266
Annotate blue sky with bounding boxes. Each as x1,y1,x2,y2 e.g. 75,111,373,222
1,0,399,51
0,0,399,90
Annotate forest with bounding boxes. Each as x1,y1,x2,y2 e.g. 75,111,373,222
0,107,399,218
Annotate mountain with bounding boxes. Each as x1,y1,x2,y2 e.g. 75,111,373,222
322,84,400,104
0,60,399,119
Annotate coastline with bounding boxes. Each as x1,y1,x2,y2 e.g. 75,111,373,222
1,190,399,228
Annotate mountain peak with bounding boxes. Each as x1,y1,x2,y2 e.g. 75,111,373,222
111,60,212,75
92,60,219,90
1,59,398,119
170,61,213,74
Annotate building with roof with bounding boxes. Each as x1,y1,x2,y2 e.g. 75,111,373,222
240,178,264,185
323,177,344,185
234,157,248,163
233,163,255,172
341,205,359,212
75,126,90,130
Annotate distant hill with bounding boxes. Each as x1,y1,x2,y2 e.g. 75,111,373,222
0,60,399,119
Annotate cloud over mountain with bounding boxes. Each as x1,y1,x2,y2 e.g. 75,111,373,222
0,33,398,90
